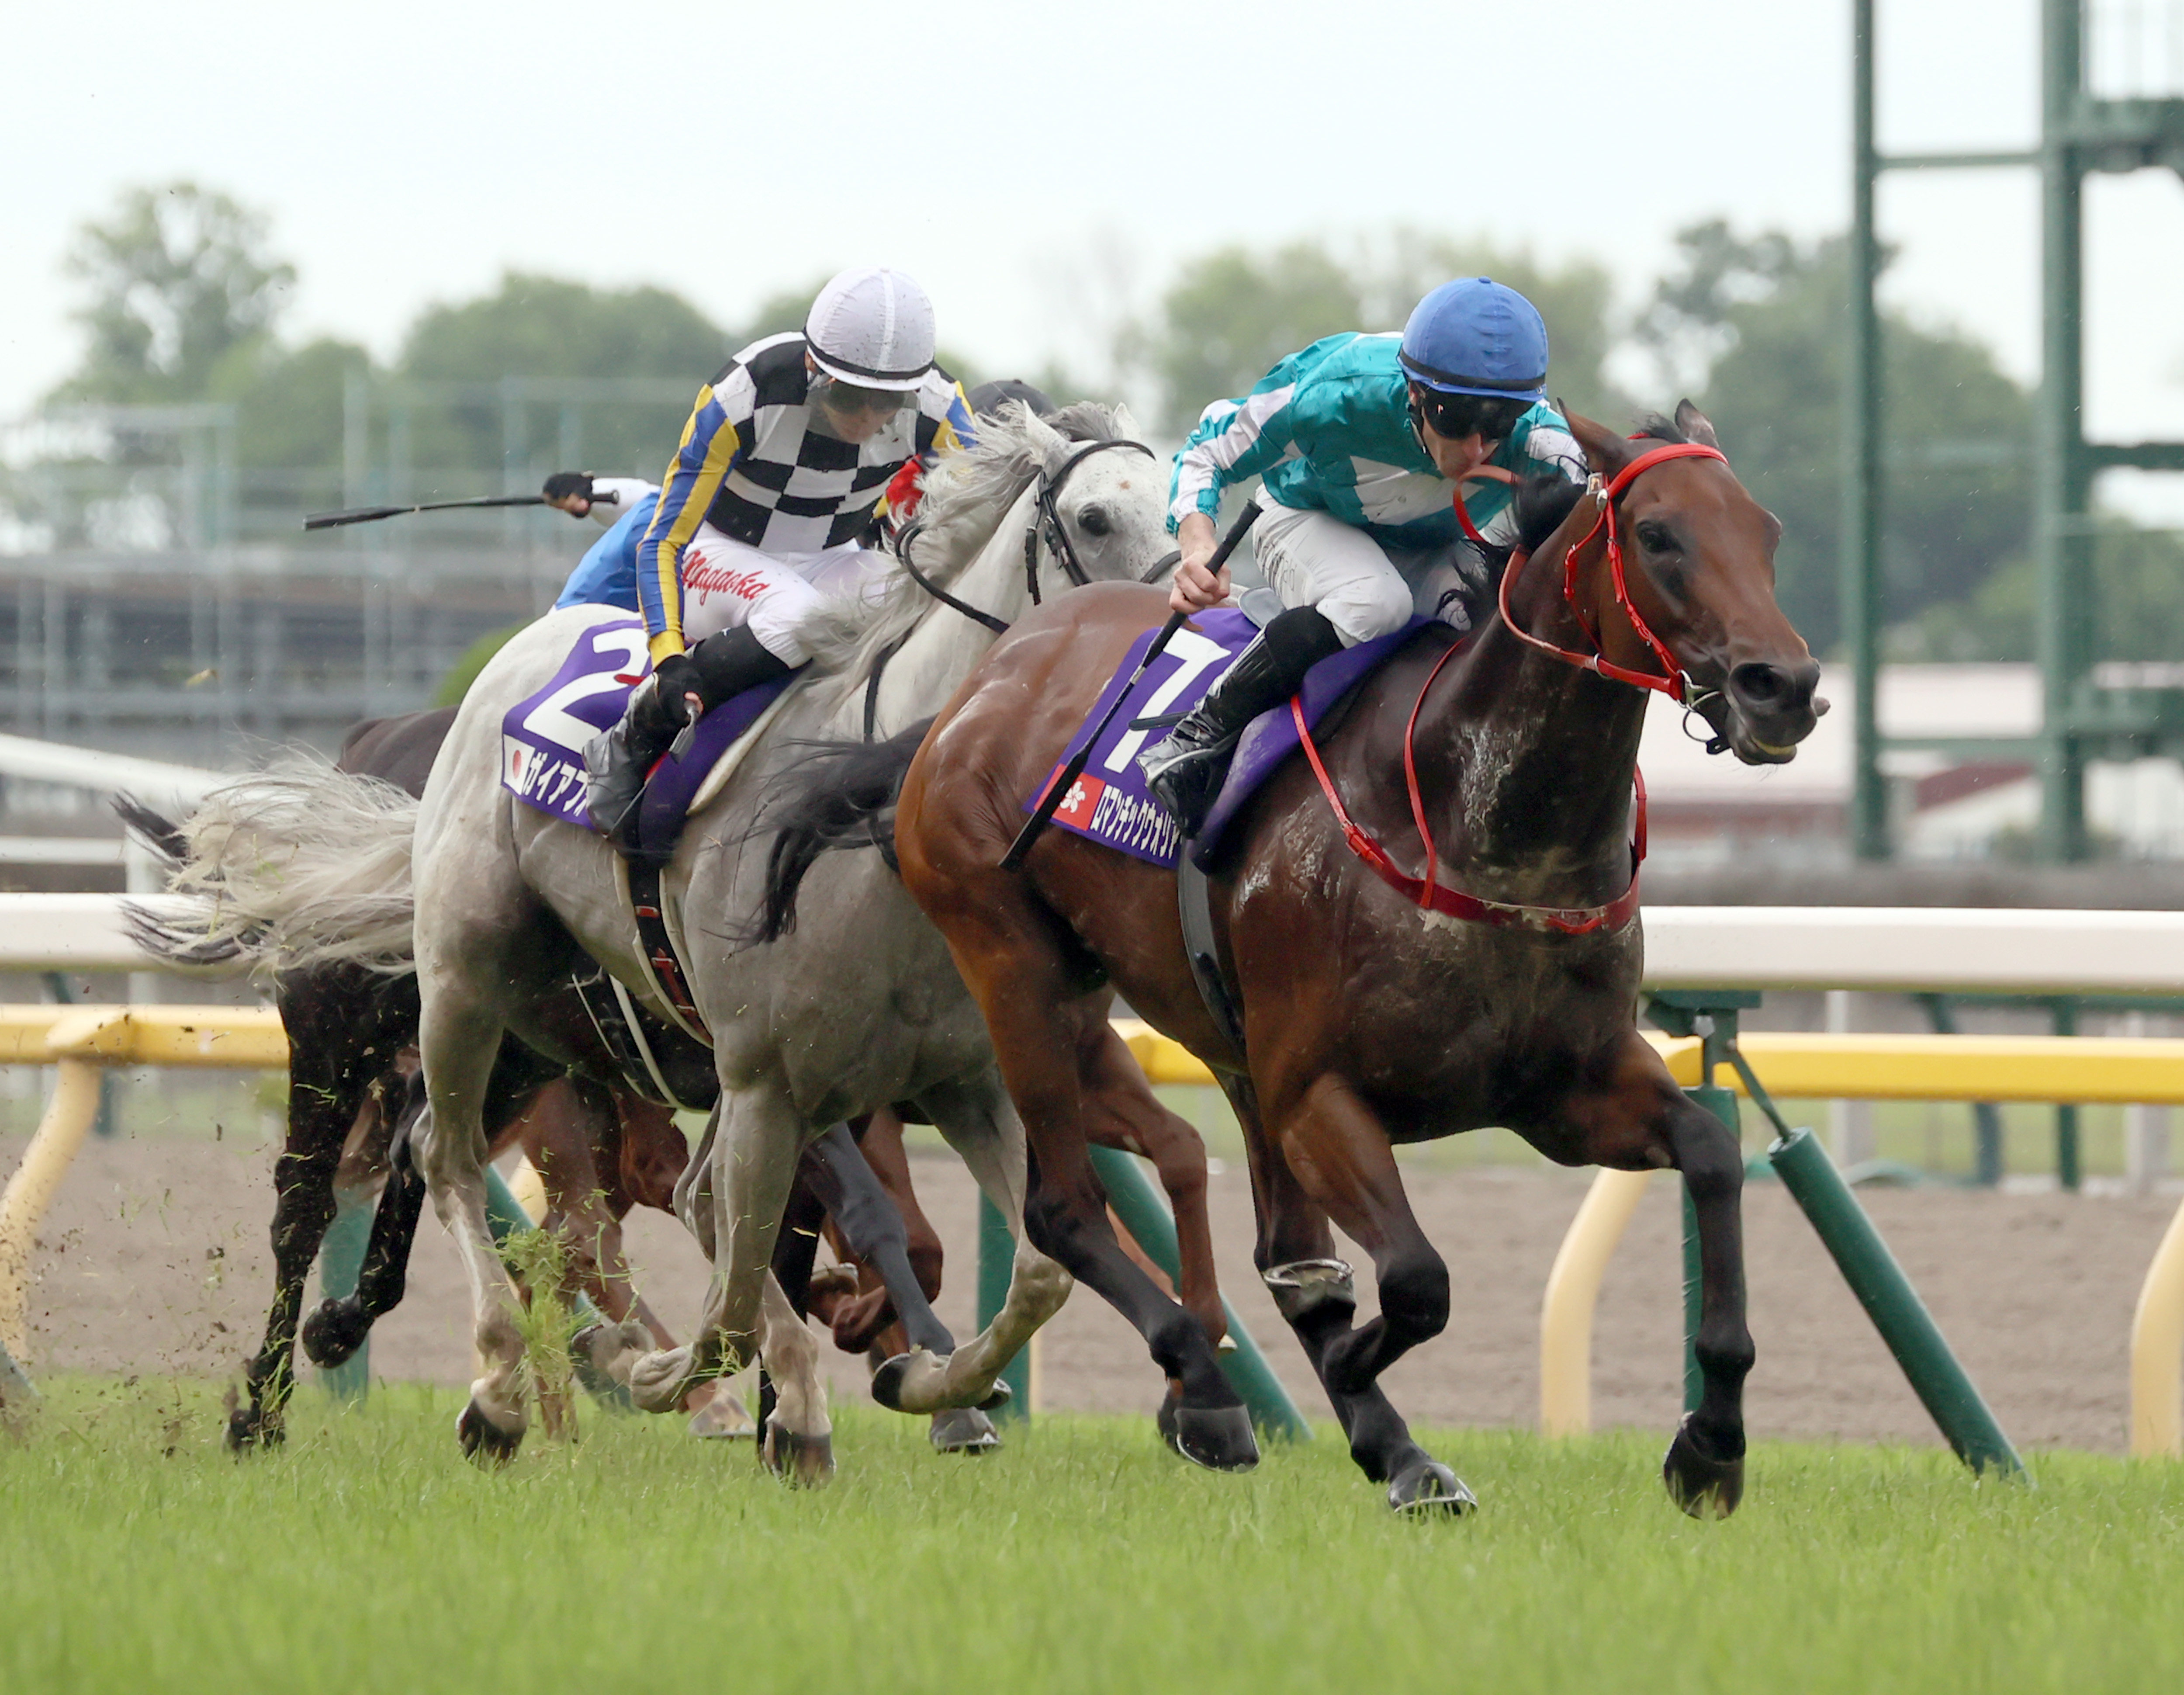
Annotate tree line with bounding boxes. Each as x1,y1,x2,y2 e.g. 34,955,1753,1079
32,180,2184,664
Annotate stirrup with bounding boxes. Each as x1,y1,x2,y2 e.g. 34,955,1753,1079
1142,731,1240,839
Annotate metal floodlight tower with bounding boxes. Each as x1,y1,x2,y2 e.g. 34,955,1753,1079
1846,0,2184,861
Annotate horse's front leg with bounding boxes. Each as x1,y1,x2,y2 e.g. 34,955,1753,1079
1254,1069,1473,1512
908,1073,1073,1419
1564,1032,1752,1518
626,1083,828,1479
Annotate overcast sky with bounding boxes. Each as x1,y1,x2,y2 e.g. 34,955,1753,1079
8,0,2184,507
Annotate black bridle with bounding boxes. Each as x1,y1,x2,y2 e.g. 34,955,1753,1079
865,437,1180,738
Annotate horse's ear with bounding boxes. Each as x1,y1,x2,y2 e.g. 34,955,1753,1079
1110,401,1140,441
1021,406,1070,471
1562,409,1634,480
1673,399,1722,449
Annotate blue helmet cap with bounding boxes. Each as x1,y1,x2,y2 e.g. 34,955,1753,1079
1398,277,1549,402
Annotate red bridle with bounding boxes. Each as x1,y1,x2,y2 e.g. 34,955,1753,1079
1464,440,1729,706
1284,442,1720,935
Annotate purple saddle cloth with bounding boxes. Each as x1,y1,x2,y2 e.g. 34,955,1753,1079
1024,608,1436,870
501,617,793,855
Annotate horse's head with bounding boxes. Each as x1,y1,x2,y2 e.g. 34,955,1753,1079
1546,403,1823,765
1012,402,1177,593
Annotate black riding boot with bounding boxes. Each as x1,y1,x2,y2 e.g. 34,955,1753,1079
585,626,797,858
1138,606,1343,838
584,672,689,851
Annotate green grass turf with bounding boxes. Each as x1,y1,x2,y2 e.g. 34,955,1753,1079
3,1378,2181,1695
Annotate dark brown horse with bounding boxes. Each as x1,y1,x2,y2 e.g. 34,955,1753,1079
869,406,1819,1512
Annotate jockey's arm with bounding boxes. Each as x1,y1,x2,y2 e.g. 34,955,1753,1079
584,477,657,527
1166,362,1304,612
881,379,979,533
636,381,753,663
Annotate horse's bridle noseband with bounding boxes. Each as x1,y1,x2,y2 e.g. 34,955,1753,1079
1022,437,1180,604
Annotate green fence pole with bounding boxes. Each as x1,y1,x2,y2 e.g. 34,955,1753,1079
314,1190,372,1403
1680,1084,1738,1416
1086,1144,1312,1442
975,1192,1032,1422
1769,1126,2026,1478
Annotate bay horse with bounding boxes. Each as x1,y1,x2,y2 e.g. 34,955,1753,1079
875,405,1820,1511
172,406,1217,1477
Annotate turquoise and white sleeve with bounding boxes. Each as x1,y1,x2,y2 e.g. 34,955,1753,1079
1166,360,1307,533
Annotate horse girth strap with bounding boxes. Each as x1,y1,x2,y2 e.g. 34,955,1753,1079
623,858,712,1044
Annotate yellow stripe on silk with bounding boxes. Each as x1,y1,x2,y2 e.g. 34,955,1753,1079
647,383,742,659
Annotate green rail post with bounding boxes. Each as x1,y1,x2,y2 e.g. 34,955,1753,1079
314,1190,372,1403
2052,997,2081,1191
975,1192,1032,1422
1085,1144,1312,1442
1769,1127,2025,1478
1649,989,2024,1479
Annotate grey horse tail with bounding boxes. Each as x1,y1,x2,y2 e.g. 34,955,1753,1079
113,793,253,971
747,717,935,947
118,762,422,981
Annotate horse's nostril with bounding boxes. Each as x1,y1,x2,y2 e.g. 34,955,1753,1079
1730,662,1787,705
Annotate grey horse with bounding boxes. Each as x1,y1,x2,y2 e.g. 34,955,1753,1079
177,404,1177,1477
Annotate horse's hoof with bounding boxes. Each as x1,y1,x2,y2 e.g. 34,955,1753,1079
1387,1457,1476,1516
224,1409,284,1454
975,1378,1014,1414
1662,1412,1744,1520
869,1349,926,1413
762,1422,836,1488
686,1387,756,1440
456,1400,523,1466
300,1297,371,1369
929,1407,1000,1454
1164,1400,1259,1473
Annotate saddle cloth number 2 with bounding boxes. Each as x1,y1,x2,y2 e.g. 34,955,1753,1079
521,626,653,752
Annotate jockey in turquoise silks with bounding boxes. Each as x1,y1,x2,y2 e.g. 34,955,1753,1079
1138,277,1587,836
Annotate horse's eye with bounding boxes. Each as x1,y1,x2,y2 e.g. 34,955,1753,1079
1078,505,1113,538
1636,520,1679,554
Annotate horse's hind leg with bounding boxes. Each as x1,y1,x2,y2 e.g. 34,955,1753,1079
413,988,530,1462
229,971,402,1452
919,909,1244,1465
1224,1074,1470,1513
301,1078,426,1369
1080,1026,1226,1349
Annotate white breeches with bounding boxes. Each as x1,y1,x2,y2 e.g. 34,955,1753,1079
680,526,892,666
1251,499,1485,647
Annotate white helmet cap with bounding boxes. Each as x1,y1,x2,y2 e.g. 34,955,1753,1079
804,266,937,390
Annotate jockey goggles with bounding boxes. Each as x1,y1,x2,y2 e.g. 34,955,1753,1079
810,372,917,419
1410,386,1527,447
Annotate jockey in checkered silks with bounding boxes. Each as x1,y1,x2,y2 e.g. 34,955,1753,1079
583,265,977,852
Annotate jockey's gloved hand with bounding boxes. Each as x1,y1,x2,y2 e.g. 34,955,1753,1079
651,651,703,723
542,471,596,515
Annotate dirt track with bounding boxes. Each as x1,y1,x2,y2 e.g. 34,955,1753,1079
7,1128,2175,1454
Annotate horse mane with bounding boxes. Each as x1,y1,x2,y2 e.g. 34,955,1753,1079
796,400,1133,696
1507,412,1690,556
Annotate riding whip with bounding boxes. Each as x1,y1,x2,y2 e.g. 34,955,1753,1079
1000,499,1260,871
302,493,562,531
